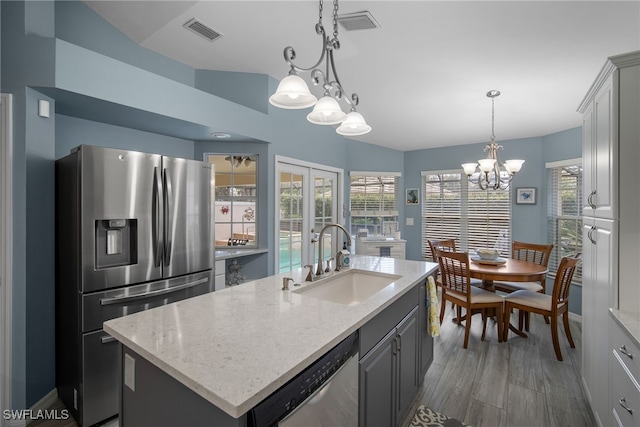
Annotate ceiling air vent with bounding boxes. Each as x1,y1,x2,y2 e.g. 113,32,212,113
183,18,223,42
337,11,380,31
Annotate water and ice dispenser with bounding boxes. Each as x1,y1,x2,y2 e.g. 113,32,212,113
95,219,138,269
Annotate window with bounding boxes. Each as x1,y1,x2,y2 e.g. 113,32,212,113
349,173,400,236
207,154,257,248
421,170,511,260
546,159,583,283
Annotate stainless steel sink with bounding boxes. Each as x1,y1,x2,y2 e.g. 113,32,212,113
293,269,401,306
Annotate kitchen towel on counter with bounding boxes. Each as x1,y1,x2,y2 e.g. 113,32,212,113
427,276,440,336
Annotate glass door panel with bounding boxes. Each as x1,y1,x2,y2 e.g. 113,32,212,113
278,168,308,274
276,160,340,275
313,172,338,265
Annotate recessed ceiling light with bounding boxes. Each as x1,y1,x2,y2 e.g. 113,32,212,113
211,132,231,139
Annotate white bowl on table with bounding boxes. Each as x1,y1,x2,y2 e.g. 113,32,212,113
476,248,500,261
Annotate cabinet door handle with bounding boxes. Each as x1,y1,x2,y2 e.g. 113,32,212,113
619,345,633,359
588,226,597,245
392,337,399,355
619,397,633,414
587,190,596,209
397,335,401,353
101,335,117,344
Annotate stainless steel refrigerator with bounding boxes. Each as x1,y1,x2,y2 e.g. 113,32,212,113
55,145,215,426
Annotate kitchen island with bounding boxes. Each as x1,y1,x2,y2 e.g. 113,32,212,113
104,255,438,426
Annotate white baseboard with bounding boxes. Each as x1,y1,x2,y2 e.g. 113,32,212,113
569,311,582,323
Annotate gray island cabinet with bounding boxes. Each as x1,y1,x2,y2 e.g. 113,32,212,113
104,256,437,427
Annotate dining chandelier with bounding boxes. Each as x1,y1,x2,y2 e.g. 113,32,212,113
268,0,372,136
462,90,524,190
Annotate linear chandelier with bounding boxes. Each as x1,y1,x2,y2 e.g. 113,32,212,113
268,0,371,136
462,90,524,190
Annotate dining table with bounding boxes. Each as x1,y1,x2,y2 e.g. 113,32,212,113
467,256,548,337
469,257,548,292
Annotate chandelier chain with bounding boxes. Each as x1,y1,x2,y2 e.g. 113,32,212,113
491,96,496,140
332,0,339,39
319,0,323,25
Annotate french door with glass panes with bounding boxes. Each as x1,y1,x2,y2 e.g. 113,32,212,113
276,158,341,274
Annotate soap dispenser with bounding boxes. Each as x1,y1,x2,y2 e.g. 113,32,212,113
338,242,350,269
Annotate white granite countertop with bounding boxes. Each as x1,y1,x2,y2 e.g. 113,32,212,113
609,308,640,347
104,255,437,418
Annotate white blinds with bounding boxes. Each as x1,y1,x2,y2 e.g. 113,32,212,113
422,170,511,260
350,174,399,236
546,160,583,283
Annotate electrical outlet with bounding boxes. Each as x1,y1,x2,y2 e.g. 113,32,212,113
124,353,136,391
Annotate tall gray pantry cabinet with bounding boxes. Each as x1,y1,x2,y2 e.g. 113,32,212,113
578,51,640,427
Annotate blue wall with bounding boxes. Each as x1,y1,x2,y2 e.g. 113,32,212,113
56,115,195,159
1,0,583,410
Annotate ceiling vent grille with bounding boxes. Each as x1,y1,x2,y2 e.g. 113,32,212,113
337,11,380,31
183,18,223,42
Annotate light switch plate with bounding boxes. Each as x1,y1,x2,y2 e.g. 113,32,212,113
124,353,135,391
406,217,414,226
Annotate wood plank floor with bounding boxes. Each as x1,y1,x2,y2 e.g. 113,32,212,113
34,300,596,427
401,300,598,427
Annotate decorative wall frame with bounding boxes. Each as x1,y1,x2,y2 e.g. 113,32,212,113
516,187,536,205
406,188,419,205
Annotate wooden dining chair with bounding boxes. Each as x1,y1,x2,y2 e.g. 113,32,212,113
428,238,457,261
494,241,554,329
429,238,482,285
436,249,504,349
428,238,481,321
503,254,581,361
494,241,554,294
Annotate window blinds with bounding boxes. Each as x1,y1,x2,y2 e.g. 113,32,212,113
349,174,399,236
546,161,583,283
421,170,511,260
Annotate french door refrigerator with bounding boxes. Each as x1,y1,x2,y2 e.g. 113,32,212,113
55,145,214,426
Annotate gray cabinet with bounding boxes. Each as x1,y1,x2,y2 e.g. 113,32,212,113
359,306,419,427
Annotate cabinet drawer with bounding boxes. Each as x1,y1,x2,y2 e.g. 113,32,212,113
612,320,640,380
611,351,640,427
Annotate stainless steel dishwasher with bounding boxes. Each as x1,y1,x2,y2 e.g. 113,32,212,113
248,331,359,427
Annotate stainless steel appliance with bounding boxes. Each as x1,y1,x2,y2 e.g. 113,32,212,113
248,331,359,427
55,145,214,426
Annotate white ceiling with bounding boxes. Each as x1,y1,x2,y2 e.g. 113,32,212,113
84,1,640,151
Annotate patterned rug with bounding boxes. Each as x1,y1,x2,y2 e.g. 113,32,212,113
410,405,471,427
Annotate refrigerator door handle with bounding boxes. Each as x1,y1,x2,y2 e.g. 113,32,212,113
99,277,209,306
163,168,173,267
152,167,163,268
